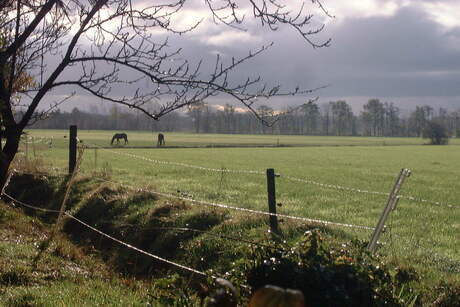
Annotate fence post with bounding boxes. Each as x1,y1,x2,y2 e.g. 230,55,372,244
266,168,279,235
367,168,411,253
32,136,36,158
69,125,77,174
25,136,29,161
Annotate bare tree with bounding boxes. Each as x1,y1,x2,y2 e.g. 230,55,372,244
0,0,330,188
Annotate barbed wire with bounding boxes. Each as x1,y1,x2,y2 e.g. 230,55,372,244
2,192,60,213
89,143,453,205
87,142,395,198
6,161,459,276
397,195,460,208
20,136,54,145
0,189,211,277
91,145,459,209
85,141,460,209
282,175,390,197
88,142,265,175
2,185,281,252
64,212,209,277
14,135,460,210
94,177,375,231
277,174,460,209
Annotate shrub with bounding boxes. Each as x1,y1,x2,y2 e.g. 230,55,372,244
423,121,449,145
239,230,411,307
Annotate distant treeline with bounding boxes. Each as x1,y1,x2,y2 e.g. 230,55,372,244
28,99,460,137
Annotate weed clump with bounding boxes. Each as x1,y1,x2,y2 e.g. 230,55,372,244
6,174,54,207
0,267,31,286
6,293,38,307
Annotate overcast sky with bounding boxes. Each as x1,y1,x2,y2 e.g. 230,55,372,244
55,0,460,113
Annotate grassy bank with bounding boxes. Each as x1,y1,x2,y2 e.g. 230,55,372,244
2,170,460,306
0,200,164,306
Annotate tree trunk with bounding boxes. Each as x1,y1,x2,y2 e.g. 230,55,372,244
0,126,21,193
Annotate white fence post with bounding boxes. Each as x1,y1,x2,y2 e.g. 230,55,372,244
367,168,411,253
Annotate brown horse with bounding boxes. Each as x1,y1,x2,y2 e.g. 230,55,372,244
111,133,128,145
157,133,165,147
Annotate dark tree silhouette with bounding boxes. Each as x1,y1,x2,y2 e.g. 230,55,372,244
0,0,331,189
423,121,449,145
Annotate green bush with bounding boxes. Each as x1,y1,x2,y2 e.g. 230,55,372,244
239,230,415,307
423,121,449,145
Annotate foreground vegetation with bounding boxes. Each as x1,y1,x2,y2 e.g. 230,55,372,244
2,171,460,306
0,200,163,306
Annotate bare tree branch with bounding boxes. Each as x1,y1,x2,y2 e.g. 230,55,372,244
0,0,331,188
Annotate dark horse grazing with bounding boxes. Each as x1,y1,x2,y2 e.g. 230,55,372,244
157,133,165,147
111,133,128,145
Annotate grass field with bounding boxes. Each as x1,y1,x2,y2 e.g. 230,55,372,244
22,129,460,278
24,129,460,148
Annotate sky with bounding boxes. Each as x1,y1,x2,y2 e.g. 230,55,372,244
50,0,460,114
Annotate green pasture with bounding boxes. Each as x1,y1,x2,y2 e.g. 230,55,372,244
23,129,460,276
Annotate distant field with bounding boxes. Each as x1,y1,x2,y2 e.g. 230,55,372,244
23,129,460,275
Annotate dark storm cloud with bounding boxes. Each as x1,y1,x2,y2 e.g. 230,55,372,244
159,4,460,101
316,6,460,96
227,5,460,97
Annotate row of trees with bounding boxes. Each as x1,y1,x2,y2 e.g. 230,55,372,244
30,99,460,138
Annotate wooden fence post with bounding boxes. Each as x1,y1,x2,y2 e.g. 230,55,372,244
32,136,36,158
69,125,77,174
266,168,279,235
367,168,411,253
25,136,28,161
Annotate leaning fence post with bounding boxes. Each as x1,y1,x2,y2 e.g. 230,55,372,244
266,168,279,235
69,125,77,174
367,168,411,253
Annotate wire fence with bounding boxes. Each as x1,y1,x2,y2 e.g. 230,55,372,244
89,143,265,175
4,184,458,290
86,142,460,209
64,212,209,277
1,190,211,278
2,171,285,251
16,137,459,210
79,141,460,270
6,133,460,278
92,177,375,231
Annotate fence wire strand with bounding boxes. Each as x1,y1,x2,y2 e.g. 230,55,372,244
88,143,459,209
64,212,208,277
282,175,390,197
397,195,459,208
1,189,210,278
90,143,265,175
21,136,54,145
2,192,60,213
94,177,375,231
